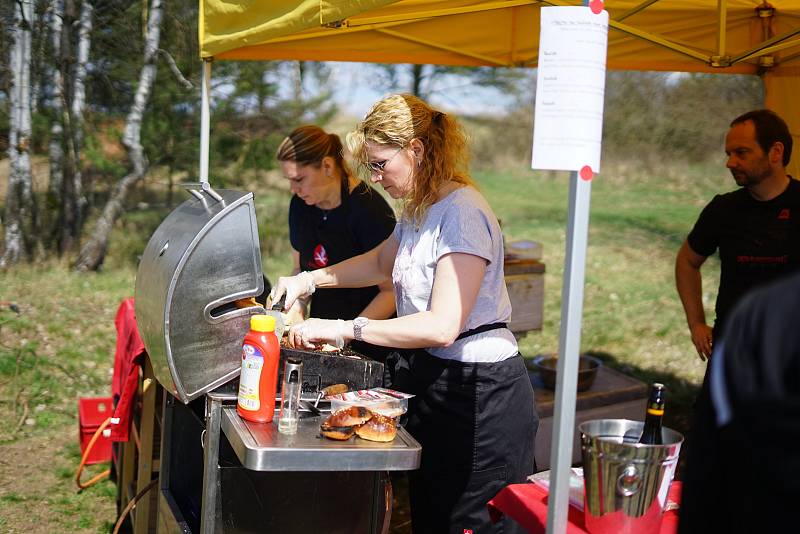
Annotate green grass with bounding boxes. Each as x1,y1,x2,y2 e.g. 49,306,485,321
474,162,726,433
0,266,132,532
0,160,734,530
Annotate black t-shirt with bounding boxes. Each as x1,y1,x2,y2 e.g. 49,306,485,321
288,180,396,320
687,178,800,332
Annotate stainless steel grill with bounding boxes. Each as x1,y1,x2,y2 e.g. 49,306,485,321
133,183,420,533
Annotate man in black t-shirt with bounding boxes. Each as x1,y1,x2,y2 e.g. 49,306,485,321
675,109,798,363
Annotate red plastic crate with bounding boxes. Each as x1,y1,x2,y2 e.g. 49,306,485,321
78,397,113,465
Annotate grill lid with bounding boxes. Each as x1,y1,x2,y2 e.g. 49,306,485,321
135,183,265,403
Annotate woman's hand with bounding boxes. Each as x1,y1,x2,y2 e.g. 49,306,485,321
269,271,316,311
287,318,349,350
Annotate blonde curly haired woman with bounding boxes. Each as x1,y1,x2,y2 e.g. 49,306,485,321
272,94,538,533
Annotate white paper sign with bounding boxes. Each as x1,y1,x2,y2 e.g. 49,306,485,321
531,6,609,174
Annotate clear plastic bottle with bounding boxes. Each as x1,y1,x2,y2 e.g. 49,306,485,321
237,315,280,423
278,358,303,434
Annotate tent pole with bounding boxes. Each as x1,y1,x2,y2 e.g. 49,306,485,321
200,59,212,184
546,170,592,534
547,2,596,529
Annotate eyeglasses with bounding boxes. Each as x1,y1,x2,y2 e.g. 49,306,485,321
364,146,403,175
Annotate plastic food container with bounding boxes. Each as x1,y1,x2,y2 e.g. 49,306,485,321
328,388,413,417
506,240,543,260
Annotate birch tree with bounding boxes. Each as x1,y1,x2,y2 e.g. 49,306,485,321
74,0,162,271
29,0,50,115
67,0,91,239
1,0,37,267
47,0,64,211
55,0,79,253
46,0,91,253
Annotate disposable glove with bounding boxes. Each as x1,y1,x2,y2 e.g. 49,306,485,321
269,271,316,311
287,318,348,350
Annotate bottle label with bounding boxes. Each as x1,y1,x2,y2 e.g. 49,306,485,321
238,343,263,411
646,407,664,416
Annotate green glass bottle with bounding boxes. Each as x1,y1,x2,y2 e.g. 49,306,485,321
638,383,666,445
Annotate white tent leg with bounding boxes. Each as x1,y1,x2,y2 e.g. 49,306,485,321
200,59,212,184
547,170,592,534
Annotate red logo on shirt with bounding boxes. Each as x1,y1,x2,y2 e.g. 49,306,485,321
311,244,328,268
778,208,791,220
463,530,473,534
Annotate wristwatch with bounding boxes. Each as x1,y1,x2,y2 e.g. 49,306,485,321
353,316,369,341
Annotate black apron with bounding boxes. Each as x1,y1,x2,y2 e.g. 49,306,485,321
392,347,536,534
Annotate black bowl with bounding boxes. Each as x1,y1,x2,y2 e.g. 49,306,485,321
528,353,602,391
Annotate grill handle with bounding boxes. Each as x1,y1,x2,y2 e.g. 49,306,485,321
182,181,225,208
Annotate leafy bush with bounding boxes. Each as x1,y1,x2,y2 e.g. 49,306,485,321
602,72,763,165
465,71,763,174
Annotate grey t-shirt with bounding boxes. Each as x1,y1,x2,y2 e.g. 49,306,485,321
391,186,518,362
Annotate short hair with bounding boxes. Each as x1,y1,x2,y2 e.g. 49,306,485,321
276,125,352,177
731,109,792,167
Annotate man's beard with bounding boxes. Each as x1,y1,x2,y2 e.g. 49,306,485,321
732,159,771,188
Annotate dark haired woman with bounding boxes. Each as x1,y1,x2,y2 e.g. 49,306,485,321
276,125,396,360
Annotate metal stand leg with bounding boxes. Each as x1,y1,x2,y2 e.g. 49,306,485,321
200,392,234,534
134,358,159,534
380,471,393,534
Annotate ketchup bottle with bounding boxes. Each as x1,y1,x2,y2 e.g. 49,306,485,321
237,314,280,423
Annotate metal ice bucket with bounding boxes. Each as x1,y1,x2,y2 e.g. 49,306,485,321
579,419,683,534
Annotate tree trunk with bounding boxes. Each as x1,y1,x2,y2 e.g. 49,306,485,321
70,0,92,234
47,0,64,223
56,0,79,254
1,0,36,268
74,0,163,272
294,60,304,101
30,1,50,115
411,64,424,97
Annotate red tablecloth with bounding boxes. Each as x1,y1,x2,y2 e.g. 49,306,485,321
487,481,681,534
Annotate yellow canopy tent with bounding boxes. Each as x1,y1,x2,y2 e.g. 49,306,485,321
196,2,800,532
199,0,800,178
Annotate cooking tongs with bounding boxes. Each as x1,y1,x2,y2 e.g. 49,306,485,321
314,383,349,408
265,294,286,339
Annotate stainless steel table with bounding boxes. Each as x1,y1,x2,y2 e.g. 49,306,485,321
221,405,421,472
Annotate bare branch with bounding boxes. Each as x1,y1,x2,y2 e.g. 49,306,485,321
158,48,193,90
14,397,29,435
